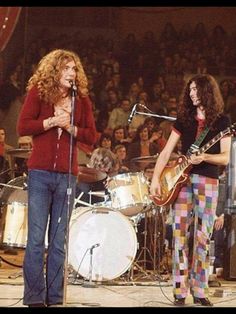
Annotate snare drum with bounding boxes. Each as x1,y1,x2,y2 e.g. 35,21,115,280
68,206,137,281
107,172,151,216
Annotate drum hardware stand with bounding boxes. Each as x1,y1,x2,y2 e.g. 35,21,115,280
129,205,156,282
88,191,108,205
74,192,108,209
82,244,100,288
0,183,24,190
74,193,93,208
129,205,166,282
152,206,166,281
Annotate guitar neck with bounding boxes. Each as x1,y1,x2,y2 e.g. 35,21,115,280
173,129,228,185
196,130,225,155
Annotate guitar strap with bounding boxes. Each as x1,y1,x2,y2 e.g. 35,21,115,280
187,127,210,156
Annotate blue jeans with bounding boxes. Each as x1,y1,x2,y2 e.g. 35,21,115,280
23,170,76,305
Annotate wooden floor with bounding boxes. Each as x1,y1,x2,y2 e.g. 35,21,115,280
1,247,236,308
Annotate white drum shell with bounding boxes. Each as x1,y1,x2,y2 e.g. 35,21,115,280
3,202,28,247
108,172,151,216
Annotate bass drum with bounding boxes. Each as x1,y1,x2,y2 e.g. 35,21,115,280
68,207,137,282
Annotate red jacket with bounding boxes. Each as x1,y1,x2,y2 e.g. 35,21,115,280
17,87,97,176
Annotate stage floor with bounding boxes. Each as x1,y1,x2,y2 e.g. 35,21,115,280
0,248,236,308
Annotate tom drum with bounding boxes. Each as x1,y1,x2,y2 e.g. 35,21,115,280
107,172,151,217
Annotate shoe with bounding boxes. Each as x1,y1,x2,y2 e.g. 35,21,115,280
28,303,46,307
193,297,213,306
47,304,63,307
174,296,185,306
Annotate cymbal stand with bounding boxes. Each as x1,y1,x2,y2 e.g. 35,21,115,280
129,205,156,281
152,206,166,280
128,205,167,282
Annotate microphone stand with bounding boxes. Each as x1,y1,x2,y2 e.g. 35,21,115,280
128,103,176,124
63,83,77,306
135,110,176,121
82,245,99,288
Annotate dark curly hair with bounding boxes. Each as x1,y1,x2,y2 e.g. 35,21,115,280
178,74,224,129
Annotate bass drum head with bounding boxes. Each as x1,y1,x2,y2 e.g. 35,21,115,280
68,207,137,282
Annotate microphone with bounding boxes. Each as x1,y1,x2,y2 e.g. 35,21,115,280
128,103,137,124
138,103,152,112
69,80,77,92
90,243,100,250
137,103,145,109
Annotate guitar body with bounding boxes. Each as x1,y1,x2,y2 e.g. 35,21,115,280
151,155,192,206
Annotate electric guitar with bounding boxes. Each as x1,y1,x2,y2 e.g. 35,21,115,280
151,122,236,207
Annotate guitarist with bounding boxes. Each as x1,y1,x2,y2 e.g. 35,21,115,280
150,74,232,307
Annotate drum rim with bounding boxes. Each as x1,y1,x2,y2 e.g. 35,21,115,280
110,171,145,179
6,201,28,206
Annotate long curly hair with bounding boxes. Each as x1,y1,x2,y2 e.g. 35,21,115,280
27,49,88,104
178,74,224,128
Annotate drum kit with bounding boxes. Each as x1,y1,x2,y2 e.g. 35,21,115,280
71,156,167,283
0,150,167,283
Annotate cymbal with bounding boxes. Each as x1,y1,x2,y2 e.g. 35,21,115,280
131,152,180,163
131,154,159,163
78,166,107,183
6,148,32,159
